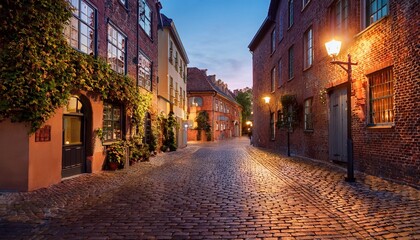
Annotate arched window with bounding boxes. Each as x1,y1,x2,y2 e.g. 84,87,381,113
189,97,203,107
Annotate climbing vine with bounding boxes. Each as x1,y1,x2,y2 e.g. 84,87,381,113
276,94,299,130
0,0,151,133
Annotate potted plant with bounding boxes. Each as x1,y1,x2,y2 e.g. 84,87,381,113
106,142,125,170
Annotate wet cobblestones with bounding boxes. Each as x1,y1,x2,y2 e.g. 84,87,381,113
0,138,419,239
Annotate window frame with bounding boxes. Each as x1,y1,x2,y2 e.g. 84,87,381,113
102,102,122,143
139,0,153,38
271,29,276,54
64,0,97,56
107,23,127,75
288,0,294,28
302,0,311,9
304,98,314,131
368,67,394,126
138,50,153,91
278,59,283,87
270,112,276,140
303,27,313,70
364,0,389,29
288,45,294,80
271,66,276,92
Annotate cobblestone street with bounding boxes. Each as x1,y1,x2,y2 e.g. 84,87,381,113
0,137,419,239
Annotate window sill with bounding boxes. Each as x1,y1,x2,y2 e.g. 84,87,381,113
355,15,389,38
288,77,294,82
303,65,313,72
367,124,394,129
304,129,314,133
103,140,121,146
301,1,311,12
117,1,129,12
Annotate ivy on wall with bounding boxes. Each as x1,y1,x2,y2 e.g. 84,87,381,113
0,0,151,133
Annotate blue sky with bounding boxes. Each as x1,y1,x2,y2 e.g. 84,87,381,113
159,0,270,90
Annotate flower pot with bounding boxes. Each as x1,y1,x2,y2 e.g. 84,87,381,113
108,162,119,171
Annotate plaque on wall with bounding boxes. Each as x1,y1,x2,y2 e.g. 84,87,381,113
35,125,51,142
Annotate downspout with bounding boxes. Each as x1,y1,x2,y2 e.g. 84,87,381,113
212,91,217,141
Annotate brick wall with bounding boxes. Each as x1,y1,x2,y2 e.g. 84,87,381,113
251,0,419,186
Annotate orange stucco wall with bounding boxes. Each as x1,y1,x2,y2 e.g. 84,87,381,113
27,110,63,191
90,95,106,172
0,119,30,191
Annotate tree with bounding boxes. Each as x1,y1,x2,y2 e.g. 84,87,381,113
235,89,253,133
195,111,211,141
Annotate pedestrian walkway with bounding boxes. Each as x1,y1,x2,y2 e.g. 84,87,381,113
0,137,419,239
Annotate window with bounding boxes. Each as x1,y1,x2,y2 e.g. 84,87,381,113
64,0,96,55
278,60,283,87
332,0,349,35
304,28,313,69
279,15,284,41
143,112,152,145
169,40,173,63
288,46,294,79
170,77,174,103
139,0,152,37
175,51,179,70
270,112,275,140
288,0,294,28
119,0,127,7
189,97,203,107
304,98,314,130
138,51,152,91
303,0,310,8
175,82,179,106
365,0,388,28
271,29,276,53
107,25,126,74
103,102,122,142
215,99,219,111
183,90,186,109
271,67,276,92
368,67,394,125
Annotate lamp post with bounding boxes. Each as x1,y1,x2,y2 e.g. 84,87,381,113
325,39,357,182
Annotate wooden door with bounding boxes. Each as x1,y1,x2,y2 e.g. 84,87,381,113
329,87,348,162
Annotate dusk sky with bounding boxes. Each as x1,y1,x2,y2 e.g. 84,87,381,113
159,0,270,90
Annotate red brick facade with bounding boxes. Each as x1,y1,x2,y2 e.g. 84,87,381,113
187,68,242,142
249,0,419,187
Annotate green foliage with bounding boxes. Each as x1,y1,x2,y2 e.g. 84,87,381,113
277,94,299,130
195,111,211,141
0,0,151,133
162,111,177,151
106,142,125,169
235,89,253,123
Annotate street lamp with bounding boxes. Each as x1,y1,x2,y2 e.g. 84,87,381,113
263,96,271,105
325,39,357,182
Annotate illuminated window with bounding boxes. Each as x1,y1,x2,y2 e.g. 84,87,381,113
368,67,394,125
64,0,96,55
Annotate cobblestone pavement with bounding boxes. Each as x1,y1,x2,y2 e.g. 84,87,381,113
0,137,419,239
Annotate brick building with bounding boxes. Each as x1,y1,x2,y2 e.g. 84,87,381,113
0,0,161,191
249,0,419,186
187,68,242,141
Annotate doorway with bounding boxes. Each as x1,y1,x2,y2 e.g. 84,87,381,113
329,87,348,162
62,96,85,177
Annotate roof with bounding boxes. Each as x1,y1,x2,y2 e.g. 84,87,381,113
248,0,280,51
187,68,240,106
160,14,190,64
